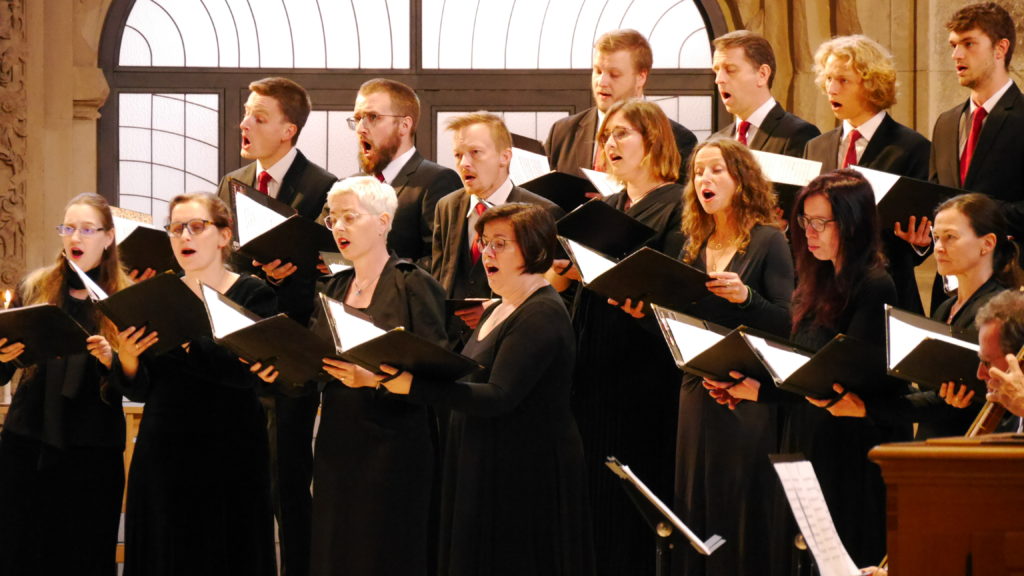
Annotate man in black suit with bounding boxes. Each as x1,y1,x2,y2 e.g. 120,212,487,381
709,30,819,156
351,79,462,269
545,29,697,179
802,35,932,314
215,77,335,576
433,112,562,336
929,2,1024,311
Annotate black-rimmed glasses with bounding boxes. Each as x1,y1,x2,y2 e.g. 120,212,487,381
346,113,406,131
796,215,836,232
165,219,214,238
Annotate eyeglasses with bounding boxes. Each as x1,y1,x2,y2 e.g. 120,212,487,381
164,219,215,238
602,126,638,143
55,225,107,237
324,212,369,230
796,215,836,233
476,236,515,254
346,113,406,131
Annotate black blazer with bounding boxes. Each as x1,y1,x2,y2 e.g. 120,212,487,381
804,113,931,314
431,186,563,299
710,102,820,157
930,82,1024,237
544,106,697,180
216,149,336,324
387,151,462,269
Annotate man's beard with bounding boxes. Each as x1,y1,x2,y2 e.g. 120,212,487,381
359,130,402,175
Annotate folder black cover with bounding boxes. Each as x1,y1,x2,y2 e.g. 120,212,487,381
852,166,961,229
653,307,780,384
605,456,725,555
320,294,482,381
885,305,983,395
519,171,598,213
230,178,337,272
118,225,181,274
511,133,546,155
567,246,710,312
95,273,211,356
556,199,655,260
768,334,886,399
0,304,90,367
200,284,335,389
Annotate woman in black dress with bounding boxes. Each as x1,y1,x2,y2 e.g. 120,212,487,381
709,170,912,570
264,176,447,575
361,203,594,575
668,139,793,576
0,193,130,576
110,193,277,576
550,98,684,575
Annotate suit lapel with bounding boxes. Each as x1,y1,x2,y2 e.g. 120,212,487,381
818,129,842,172
390,152,424,198
967,85,1021,184
277,150,309,209
937,100,969,186
574,109,599,172
750,103,784,150
859,114,895,168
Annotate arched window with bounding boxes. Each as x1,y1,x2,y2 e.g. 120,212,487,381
99,0,725,220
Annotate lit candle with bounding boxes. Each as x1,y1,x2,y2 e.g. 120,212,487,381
3,289,11,310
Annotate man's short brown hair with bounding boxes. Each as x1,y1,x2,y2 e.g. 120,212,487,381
712,30,777,88
946,2,1016,67
248,77,312,145
594,29,653,74
358,78,421,136
445,112,512,153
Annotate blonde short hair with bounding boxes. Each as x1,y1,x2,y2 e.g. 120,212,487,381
327,176,398,233
445,111,512,152
813,35,897,111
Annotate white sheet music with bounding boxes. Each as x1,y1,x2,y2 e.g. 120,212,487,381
581,168,622,197
320,294,386,353
510,147,551,186
750,150,822,187
850,165,900,203
235,192,287,246
68,260,108,301
563,238,616,283
886,310,978,368
772,459,860,576
319,252,352,275
744,334,812,382
664,318,723,363
200,283,254,339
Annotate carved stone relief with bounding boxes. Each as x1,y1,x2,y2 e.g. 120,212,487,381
0,0,26,290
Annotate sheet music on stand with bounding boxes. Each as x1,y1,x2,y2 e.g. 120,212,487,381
605,457,725,556
770,455,861,576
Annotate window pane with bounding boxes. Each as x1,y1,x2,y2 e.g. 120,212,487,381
649,95,714,142
120,0,410,69
423,0,711,69
296,110,359,181
118,93,220,219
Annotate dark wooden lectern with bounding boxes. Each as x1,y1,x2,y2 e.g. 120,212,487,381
869,440,1024,576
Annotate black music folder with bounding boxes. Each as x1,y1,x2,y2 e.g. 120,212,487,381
562,245,710,312
90,273,211,356
230,178,336,272
653,306,779,384
0,304,90,367
606,456,725,556
114,213,182,272
200,283,334,390
885,304,983,395
556,199,655,260
519,171,598,213
763,334,887,399
320,293,482,381
511,133,546,155
852,165,961,228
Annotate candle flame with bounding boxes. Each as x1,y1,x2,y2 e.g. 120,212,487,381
3,289,11,310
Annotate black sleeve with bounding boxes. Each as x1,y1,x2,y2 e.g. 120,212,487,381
402,268,449,347
786,123,822,158
741,230,794,336
406,299,567,417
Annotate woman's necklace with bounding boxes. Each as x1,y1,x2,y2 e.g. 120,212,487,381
625,181,668,210
352,273,381,296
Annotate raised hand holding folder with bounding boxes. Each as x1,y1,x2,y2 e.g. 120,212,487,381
0,304,90,367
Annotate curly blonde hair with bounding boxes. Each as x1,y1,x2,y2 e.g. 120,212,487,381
813,35,897,111
680,140,776,263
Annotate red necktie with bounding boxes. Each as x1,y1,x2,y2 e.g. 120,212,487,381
470,201,488,265
257,170,272,195
374,172,385,183
842,129,862,169
960,106,988,186
737,121,751,146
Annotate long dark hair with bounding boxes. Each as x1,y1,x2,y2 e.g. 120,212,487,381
935,193,1024,289
790,170,886,332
